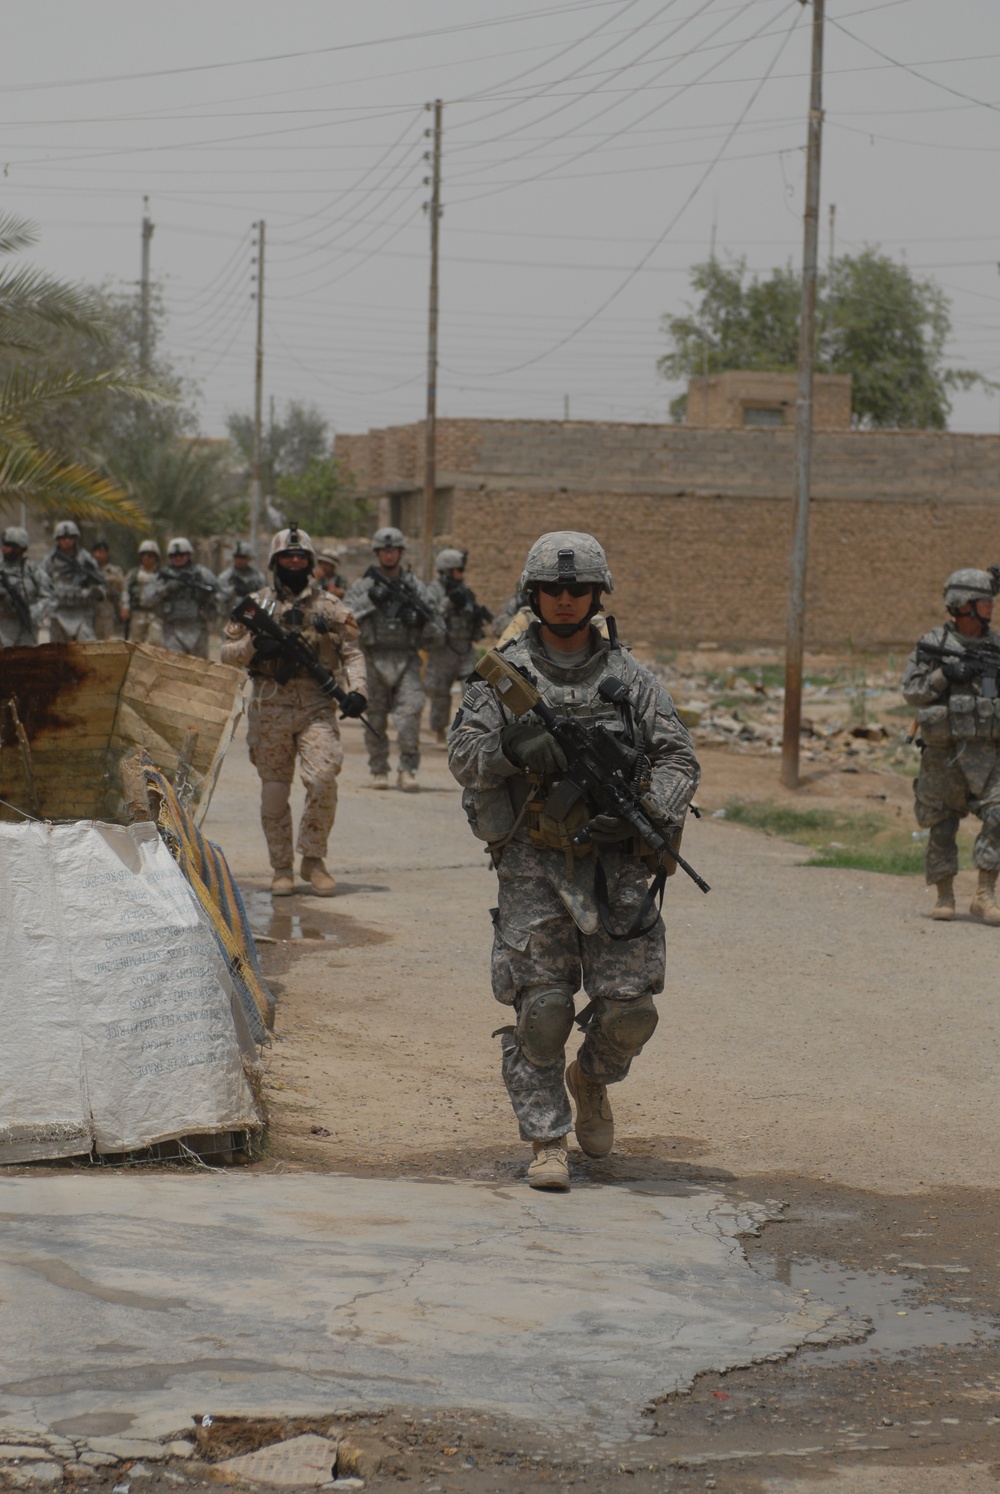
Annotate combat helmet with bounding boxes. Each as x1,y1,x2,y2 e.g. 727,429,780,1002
232,539,254,559
518,531,613,594
138,539,161,558
2,526,29,550
435,547,466,572
371,525,406,552
53,520,81,541
944,568,997,613
268,524,315,568
167,537,194,558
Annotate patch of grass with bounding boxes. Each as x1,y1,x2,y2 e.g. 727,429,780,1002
722,798,971,877
806,845,926,875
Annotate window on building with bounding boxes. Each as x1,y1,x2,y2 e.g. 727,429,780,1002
743,406,785,428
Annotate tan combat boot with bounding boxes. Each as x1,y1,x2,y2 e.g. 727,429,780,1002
371,773,390,790
970,869,1000,925
931,877,955,921
566,1059,614,1158
301,858,336,897
527,1137,570,1192
271,867,295,897
397,769,419,793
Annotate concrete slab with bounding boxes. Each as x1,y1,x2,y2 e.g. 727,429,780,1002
0,1173,855,1446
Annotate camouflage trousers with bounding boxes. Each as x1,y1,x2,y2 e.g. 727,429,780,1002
425,645,477,734
491,841,665,1142
247,679,344,870
127,611,163,648
94,603,122,641
914,745,1000,882
363,653,425,775
49,614,97,643
161,622,210,659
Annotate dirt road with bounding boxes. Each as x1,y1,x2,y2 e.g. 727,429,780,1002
196,720,1000,1490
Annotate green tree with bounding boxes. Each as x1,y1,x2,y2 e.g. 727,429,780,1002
0,213,158,524
658,250,985,428
226,400,330,496
275,456,367,537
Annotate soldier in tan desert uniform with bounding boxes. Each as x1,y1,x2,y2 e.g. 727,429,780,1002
222,525,367,898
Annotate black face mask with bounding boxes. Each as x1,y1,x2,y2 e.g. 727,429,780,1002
275,563,311,595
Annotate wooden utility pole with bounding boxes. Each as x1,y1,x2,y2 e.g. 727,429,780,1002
420,100,443,582
250,220,266,555
781,0,825,790
139,197,154,375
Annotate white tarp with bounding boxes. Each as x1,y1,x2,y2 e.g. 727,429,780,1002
0,819,261,1163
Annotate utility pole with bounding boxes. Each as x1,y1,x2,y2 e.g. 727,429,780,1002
250,220,265,555
139,197,154,376
828,202,836,273
781,0,825,789
420,99,443,582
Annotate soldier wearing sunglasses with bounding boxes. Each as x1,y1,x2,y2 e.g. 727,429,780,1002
448,530,700,1192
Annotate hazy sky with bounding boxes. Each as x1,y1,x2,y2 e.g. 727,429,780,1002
2,0,998,439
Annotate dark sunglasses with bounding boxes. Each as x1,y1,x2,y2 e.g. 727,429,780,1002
537,581,593,599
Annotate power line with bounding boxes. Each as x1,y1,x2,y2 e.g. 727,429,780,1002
827,19,1000,115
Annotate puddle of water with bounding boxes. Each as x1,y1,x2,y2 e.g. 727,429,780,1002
245,888,340,943
751,1255,997,1364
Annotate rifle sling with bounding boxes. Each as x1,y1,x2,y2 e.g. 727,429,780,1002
593,855,666,943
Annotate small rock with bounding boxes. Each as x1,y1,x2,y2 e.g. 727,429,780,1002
162,1474,189,1486
79,1453,119,1468
128,1464,155,1480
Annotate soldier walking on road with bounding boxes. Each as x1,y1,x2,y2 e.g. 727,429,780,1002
222,526,367,897
90,539,125,640
147,537,219,658
0,527,53,647
425,547,491,743
43,520,105,643
343,526,444,792
903,567,1000,924
217,540,266,615
121,541,164,645
448,531,700,1192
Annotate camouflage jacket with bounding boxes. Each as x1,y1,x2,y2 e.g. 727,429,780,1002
221,580,366,699
0,557,53,646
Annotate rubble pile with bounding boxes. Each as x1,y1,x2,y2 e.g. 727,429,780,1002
643,650,915,776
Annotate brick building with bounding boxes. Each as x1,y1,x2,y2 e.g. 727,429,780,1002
334,414,1000,651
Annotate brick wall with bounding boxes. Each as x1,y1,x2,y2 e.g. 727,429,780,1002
334,419,1000,649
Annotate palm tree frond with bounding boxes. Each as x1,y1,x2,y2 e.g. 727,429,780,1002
0,211,38,260
0,436,145,527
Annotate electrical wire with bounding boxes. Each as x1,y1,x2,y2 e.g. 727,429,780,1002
827,19,1000,116
448,2,801,379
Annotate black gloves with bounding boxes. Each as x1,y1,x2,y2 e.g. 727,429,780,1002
252,636,283,661
338,691,367,719
501,720,567,775
941,657,978,685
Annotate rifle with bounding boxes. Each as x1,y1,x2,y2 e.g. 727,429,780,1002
158,565,216,600
232,595,383,738
364,565,434,627
444,576,493,638
0,568,35,637
475,648,709,897
52,548,104,598
916,639,1000,698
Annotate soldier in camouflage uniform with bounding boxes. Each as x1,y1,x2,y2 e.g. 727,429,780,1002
121,541,164,645
0,526,53,647
43,520,105,642
217,539,267,615
90,539,125,640
449,531,700,1191
903,567,1000,924
343,526,444,791
222,525,367,897
147,537,219,657
425,546,491,742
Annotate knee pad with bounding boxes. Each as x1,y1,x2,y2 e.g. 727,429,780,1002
516,984,575,1067
600,995,659,1057
261,780,291,818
